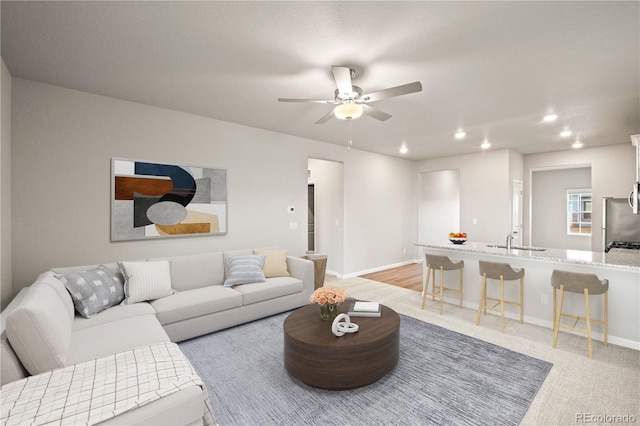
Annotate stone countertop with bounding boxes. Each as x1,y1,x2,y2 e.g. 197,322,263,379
416,241,640,272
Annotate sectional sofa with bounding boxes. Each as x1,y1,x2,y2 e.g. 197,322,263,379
0,248,314,425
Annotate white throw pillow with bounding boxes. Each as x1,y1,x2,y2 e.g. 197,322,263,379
118,260,174,304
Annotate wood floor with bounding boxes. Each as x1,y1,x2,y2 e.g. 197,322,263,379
360,263,423,292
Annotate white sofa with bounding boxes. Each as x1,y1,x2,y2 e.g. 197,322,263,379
0,248,314,425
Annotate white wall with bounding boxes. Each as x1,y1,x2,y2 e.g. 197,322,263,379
307,158,344,274
523,144,636,251
414,149,515,245
531,167,591,250
10,79,309,291
419,169,460,242
304,141,417,277
0,59,12,310
9,79,417,292
342,150,417,276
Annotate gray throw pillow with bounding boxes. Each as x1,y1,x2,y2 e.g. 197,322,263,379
58,265,125,318
224,254,267,287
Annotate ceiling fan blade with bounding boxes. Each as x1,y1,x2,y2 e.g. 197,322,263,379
361,81,422,103
278,98,334,104
315,109,335,124
363,105,392,121
332,66,353,96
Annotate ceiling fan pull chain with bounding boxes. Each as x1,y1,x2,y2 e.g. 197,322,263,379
347,119,353,152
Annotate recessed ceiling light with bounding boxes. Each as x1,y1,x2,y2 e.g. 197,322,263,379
399,144,408,154
572,141,583,149
454,131,466,139
560,130,572,137
543,114,558,122
480,140,491,149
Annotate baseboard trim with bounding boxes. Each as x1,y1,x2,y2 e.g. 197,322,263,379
329,259,421,280
424,295,640,351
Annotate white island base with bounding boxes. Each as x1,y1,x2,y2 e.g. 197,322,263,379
417,242,640,350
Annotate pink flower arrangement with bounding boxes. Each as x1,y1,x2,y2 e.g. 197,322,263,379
309,286,349,305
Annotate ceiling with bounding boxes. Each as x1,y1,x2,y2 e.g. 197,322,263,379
2,1,639,160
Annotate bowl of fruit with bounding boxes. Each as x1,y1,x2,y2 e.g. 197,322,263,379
449,232,468,244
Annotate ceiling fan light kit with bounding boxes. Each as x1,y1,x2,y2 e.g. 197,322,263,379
334,102,363,120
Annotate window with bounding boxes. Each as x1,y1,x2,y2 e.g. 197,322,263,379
567,189,592,235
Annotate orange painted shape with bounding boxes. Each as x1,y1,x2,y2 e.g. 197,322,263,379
114,176,173,200
154,210,220,236
155,223,211,235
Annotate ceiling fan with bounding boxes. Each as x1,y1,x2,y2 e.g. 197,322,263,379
278,66,422,124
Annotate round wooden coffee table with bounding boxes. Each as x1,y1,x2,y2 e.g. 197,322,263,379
283,303,400,390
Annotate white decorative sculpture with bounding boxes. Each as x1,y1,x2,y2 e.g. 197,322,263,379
331,313,359,337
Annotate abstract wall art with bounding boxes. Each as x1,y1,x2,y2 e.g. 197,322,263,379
111,158,227,241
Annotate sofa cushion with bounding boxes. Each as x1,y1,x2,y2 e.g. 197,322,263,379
99,385,207,426
53,263,123,280
57,265,125,318
223,254,266,287
66,314,170,365
1,288,31,386
253,249,290,278
234,276,304,305
72,302,156,331
119,260,174,304
151,286,243,325
35,272,75,322
5,284,72,375
0,337,27,387
150,252,225,291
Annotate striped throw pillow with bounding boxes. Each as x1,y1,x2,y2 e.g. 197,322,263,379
224,254,266,287
118,260,174,304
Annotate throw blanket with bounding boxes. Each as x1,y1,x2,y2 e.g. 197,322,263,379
1,342,216,426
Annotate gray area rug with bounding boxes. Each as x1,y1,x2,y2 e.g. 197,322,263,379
179,311,552,426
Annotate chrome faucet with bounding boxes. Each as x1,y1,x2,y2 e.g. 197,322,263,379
506,233,513,250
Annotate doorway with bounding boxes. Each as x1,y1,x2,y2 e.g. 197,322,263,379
308,183,315,253
530,165,591,250
307,158,344,275
512,180,523,240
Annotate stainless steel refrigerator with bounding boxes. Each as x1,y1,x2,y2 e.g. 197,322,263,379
602,197,640,251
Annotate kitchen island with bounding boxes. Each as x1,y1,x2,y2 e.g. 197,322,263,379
416,241,640,350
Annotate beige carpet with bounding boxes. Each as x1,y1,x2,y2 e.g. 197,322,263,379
326,275,640,426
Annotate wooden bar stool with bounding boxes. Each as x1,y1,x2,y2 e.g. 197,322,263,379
476,260,524,333
551,269,609,359
420,254,464,315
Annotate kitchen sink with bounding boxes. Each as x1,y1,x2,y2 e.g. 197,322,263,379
486,244,547,251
